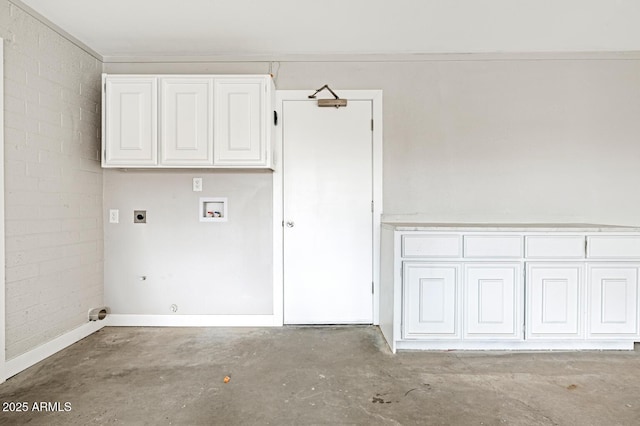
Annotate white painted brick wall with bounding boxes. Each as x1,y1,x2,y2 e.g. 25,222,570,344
1,1,104,360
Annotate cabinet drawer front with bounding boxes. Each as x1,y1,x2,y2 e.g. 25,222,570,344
402,235,461,258
587,236,640,258
525,236,585,259
464,235,522,258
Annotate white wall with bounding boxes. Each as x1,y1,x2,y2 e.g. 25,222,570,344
103,170,273,315
102,54,640,317
102,63,279,316
103,53,640,316
1,1,103,359
106,54,640,226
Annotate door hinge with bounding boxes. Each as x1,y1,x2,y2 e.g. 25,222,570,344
274,110,278,126
371,119,374,131
372,281,374,294
584,238,588,256
371,200,374,213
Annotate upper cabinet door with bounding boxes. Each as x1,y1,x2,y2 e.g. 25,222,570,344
160,78,213,166
214,77,270,167
104,77,157,166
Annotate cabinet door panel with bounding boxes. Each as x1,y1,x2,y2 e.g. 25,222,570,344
403,263,460,338
104,77,157,165
589,266,639,336
214,78,267,166
160,78,213,165
527,264,583,338
465,264,522,339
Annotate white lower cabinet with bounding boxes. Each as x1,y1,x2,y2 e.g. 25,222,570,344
464,264,522,339
383,227,640,352
526,263,583,339
588,264,640,337
403,262,522,340
403,263,460,338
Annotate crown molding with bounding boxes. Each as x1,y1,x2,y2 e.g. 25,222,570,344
102,51,640,64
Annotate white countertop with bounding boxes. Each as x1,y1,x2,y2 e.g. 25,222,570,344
381,223,640,232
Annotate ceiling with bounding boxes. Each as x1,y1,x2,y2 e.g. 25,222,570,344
16,0,640,60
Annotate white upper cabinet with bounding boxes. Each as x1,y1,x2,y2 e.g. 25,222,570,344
102,74,273,169
213,78,270,167
103,76,158,166
160,78,213,166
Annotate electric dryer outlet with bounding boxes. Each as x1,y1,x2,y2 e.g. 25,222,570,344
134,210,147,223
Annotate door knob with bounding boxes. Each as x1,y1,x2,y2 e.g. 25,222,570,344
286,221,295,228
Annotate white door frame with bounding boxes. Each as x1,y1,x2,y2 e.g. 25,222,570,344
272,90,383,325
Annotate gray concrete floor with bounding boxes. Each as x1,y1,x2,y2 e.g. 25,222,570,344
1,326,640,425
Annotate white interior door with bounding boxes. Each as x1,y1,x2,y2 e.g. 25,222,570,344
283,99,373,324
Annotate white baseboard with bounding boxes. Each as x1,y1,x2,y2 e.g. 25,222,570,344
106,314,282,327
4,321,106,380
394,340,636,351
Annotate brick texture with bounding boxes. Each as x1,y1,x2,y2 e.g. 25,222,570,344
1,1,104,360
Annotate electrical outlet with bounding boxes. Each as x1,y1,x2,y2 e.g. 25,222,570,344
193,177,203,192
109,209,119,223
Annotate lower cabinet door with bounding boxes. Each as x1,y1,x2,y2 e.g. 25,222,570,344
588,265,640,337
526,263,583,339
464,263,522,339
403,263,460,338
